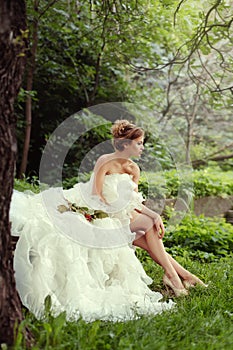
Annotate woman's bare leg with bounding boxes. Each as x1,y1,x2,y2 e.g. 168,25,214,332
166,255,191,279
131,213,205,287
131,214,185,289
134,236,190,279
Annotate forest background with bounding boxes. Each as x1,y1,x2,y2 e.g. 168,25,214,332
16,0,233,180
1,0,233,348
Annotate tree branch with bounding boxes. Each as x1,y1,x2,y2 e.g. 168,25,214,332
39,0,59,19
192,152,233,168
173,0,188,26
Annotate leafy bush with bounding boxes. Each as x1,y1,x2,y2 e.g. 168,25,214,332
163,212,233,262
136,211,233,263
13,176,233,264
14,176,40,193
138,167,233,199
62,172,91,189
218,158,233,171
193,167,233,197
14,166,233,201
139,141,174,171
138,173,168,200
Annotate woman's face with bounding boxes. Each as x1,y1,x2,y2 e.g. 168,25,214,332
126,135,144,157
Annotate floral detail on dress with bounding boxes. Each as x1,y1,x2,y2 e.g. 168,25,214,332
57,202,109,222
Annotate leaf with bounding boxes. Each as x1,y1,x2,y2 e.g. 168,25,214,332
57,204,69,213
93,210,109,219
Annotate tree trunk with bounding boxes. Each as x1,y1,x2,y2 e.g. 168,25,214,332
0,0,29,346
19,0,39,178
185,86,199,163
19,0,59,178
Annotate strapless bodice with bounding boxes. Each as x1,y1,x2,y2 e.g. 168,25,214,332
64,172,144,217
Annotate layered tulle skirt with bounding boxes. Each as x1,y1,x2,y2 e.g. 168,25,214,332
10,174,174,321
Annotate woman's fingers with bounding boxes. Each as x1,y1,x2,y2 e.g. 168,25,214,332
159,222,165,239
154,216,165,239
154,219,160,232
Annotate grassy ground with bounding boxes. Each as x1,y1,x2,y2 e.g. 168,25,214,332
13,255,233,350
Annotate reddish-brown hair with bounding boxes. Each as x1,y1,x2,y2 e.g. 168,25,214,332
111,119,144,151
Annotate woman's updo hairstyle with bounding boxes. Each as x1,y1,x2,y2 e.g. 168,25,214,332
111,119,144,151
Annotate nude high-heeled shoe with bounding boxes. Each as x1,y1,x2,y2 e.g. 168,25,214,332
163,275,188,297
183,274,208,289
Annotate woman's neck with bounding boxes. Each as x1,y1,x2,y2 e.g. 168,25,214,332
113,150,131,160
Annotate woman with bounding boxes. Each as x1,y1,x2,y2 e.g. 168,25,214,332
10,119,206,322
92,120,206,295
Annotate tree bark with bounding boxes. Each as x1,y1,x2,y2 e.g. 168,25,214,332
18,0,59,178
19,0,39,178
185,85,200,163
192,152,233,168
0,0,29,346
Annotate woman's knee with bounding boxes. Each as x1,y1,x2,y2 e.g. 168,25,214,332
131,214,154,233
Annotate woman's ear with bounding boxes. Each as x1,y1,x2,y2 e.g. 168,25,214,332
123,143,130,150
123,140,131,149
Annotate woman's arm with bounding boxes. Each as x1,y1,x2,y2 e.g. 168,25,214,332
131,162,140,186
139,204,161,220
132,166,165,238
92,155,109,204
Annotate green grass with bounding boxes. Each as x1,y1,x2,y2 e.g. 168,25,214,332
12,175,233,349
13,256,233,350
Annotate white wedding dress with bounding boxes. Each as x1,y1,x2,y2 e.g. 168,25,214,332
10,173,174,322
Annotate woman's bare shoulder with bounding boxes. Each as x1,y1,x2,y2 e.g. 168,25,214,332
94,154,114,171
129,160,140,172
128,161,140,182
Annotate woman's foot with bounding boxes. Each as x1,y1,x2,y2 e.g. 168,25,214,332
163,274,188,297
183,274,208,289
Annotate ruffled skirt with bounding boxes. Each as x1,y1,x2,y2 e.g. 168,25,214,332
10,187,174,321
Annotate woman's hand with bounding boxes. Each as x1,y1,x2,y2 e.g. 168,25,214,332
139,204,165,239
153,215,165,239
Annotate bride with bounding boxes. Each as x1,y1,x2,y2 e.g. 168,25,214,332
10,119,206,322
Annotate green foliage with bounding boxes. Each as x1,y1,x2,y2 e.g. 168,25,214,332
138,172,168,200
134,208,233,263
11,2,233,348
62,172,91,189
15,0,233,182
14,165,233,200
193,167,233,198
163,212,233,262
14,257,233,349
14,176,40,193
13,171,233,348
218,159,233,172
139,140,175,171
62,114,113,179
138,167,233,200
16,0,136,177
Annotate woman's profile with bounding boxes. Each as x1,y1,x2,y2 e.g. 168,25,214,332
10,119,207,322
